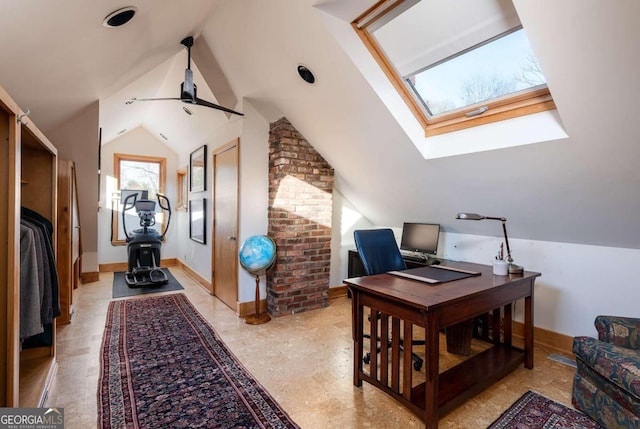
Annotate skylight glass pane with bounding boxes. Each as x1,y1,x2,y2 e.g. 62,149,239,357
407,28,547,117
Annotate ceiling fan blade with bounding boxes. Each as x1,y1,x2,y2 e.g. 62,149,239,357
127,97,182,104
191,97,244,116
127,37,244,117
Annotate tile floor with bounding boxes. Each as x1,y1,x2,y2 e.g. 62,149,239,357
47,267,577,428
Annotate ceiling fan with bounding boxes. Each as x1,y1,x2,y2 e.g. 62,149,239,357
126,36,244,116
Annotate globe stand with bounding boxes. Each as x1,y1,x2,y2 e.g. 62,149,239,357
244,274,270,325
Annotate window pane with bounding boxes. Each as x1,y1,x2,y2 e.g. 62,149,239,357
406,28,547,116
177,169,187,209
117,159,162,242
120,160,160,196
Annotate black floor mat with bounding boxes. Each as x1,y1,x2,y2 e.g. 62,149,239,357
112,268,184,298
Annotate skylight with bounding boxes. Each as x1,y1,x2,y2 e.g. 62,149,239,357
353,0,556,136
407,28,547,117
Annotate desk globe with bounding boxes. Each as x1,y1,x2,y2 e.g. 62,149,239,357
239,235,276,324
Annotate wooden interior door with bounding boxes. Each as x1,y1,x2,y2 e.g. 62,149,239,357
212,139,239,311
57,159,82,324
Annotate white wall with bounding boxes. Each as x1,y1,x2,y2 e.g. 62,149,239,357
48,101,100,273
440,232,640,338
98,127,179,264
236,102,270,303
175,116,240,283
330,187,374,287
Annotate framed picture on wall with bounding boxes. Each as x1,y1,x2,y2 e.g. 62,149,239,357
190,144,207,193
189,198,206,244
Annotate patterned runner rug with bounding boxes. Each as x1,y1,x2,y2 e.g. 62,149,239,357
487,390,602,428
98,293,299,428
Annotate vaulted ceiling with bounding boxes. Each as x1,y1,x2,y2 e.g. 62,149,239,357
1,0,639,249
0,1,223,142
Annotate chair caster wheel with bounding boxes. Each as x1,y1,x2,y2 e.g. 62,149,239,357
363,353,371,364
414,361,422,371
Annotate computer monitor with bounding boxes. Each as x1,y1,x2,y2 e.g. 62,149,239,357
400,222,440,255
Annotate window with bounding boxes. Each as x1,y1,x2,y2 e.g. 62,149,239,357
408,28,546,116
353,0,555,136
111,153,166,245
176,166,188,211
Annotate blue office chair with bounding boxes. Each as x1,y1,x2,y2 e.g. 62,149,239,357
354,229,407,275
354,229,424,371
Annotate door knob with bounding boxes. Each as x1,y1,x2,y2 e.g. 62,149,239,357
228,235,236,241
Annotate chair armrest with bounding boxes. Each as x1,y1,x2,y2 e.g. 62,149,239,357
595,315,640,350
573,336,640,399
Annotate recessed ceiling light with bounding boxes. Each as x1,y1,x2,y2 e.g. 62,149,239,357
103,7,137,28
159,133,168,140
183,106,193,116
297,64,316,84
117,129,127,135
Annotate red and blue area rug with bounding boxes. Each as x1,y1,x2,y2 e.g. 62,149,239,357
98,293,299,428
488,390,602,428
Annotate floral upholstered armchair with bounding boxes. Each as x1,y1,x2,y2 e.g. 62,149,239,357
572,315,640,428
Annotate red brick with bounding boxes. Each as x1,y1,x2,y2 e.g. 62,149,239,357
267,117,334,316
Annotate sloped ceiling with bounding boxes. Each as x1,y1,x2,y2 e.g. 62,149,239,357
98,48,229,150
1,0,639,249
0,0,228,151
198,0,640,248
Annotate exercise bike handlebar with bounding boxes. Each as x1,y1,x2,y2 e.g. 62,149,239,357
121,193,172,241
156,193,171,240
122,193,138,241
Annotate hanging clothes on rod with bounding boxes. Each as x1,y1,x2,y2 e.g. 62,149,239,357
19,224,43,339
20,207,61,347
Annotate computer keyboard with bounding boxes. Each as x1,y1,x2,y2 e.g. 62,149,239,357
403,255,443,265
403,255,427,262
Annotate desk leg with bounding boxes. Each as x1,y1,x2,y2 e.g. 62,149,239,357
391,318,401,392
402,321,413,400
352,290,363,387
380,314,389,385
424,312,439,429
492,308,501,345
503,303,512,348
524,293,534,369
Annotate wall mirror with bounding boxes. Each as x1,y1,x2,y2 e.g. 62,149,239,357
190,145,207,193
189,198,206,244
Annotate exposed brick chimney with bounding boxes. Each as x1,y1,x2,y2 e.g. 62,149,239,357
267,117,334,316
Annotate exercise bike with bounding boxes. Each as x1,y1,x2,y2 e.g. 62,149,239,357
121,192,172,287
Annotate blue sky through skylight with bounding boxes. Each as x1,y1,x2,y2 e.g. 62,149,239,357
409,29,546,116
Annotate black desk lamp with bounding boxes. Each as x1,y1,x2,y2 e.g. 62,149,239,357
456,213,524,274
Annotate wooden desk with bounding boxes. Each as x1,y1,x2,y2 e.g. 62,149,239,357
345,261,540,429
